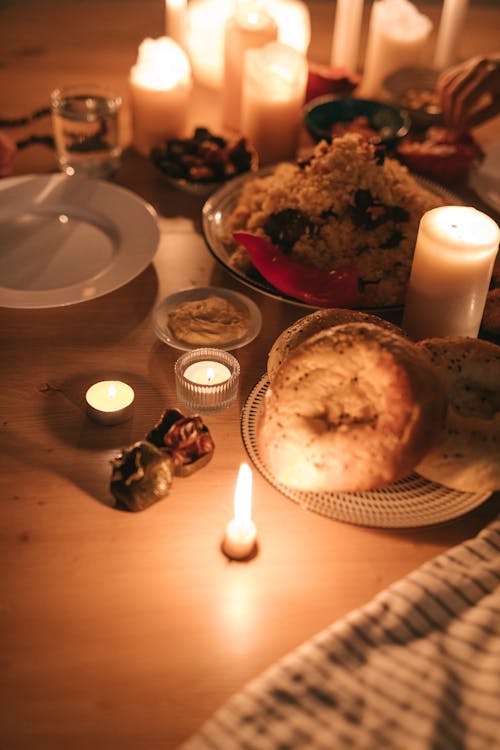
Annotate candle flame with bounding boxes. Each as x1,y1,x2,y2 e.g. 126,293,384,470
206,367,215,383
234,462,252,529
107,383,116,400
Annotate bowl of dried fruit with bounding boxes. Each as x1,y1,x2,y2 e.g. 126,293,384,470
151,127,258,196
304,96,410,147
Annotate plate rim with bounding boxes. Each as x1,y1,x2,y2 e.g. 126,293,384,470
241,373,492,529
202,166,462,313
0,173,159,309
152,284,263,351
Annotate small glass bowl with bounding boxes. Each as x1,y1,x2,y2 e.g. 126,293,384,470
153,286,262,351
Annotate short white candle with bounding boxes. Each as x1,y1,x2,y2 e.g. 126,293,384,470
330,0,363,74
360,0,433,99
185,0,310,90
402,206,499,340
433,0,469,70
85,381,135,425
165,0,187,46
222,463,257,560
183,360,232,386
129,36,192,157
222,3,278,131
241,41,308,165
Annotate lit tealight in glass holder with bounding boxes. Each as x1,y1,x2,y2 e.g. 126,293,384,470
175,348,240,412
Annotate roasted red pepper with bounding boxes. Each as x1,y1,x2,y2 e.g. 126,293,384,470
233,231,361,308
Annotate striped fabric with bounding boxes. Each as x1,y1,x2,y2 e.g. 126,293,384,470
181,514,500,749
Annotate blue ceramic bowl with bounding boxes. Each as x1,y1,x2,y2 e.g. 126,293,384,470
304,96,411,146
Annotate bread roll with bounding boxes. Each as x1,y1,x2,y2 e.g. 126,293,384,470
416,337,500,492
258,323,446,492
267,308,404,382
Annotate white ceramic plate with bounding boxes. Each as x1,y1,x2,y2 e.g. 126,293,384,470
153,286,262,350
469,141,500,213
0,174,159,308
202,169,461,312
241,375,492,529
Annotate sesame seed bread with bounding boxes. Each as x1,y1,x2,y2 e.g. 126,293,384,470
258,323,446,492
416,337,500,492
267,308,404,382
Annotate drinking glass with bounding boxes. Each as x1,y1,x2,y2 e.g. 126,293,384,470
50,84,122,178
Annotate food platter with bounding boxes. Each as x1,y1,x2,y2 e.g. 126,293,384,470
0,174,159,309
202,167,461,312
241,374,492,529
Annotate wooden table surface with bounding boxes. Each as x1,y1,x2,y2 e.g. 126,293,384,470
0,2,499,748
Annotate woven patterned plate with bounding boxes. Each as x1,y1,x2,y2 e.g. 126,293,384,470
241,375,492,529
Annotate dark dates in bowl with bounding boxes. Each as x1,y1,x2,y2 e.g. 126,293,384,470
151,127,258,196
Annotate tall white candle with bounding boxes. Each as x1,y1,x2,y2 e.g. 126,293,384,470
360,0,433,99
433,0,469,70
330,0,364,74
241,42,308,165
222,3,278,131
165,0,187,46
129,37,192,157
402,206,499,340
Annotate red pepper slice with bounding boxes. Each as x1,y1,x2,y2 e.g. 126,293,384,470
233,231,361,308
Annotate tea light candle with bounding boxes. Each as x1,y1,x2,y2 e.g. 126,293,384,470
402,206,499,340
85,381,135,425
222,463,257,560
241,42,308,165
129,36,192,157
433,0,469,70
222,3,278,131
330,0,363,74
175,348,240,412
183,361,231,385
165,0,187,46
360,0,433,98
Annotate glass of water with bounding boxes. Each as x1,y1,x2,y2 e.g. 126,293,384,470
50,84,122,178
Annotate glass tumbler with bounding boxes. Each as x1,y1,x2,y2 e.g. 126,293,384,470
50,84,122,178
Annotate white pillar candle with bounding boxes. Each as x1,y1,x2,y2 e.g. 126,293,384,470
165,0,187,46
85,381,135,425
129,37,192,158
402,206,499,340
433,0,469,70
222,3,278,131
222,463,257,560
360,0,433,99
330,0,364,74
241,42,308,165
186,0,310,90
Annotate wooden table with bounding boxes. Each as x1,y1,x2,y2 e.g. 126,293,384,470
0,2,498,748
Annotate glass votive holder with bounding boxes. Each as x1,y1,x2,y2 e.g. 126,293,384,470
175,348,240,412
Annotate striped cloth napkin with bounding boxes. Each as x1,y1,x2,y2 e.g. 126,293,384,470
181,514,500,749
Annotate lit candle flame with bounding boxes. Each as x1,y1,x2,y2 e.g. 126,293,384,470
107,383,116,400
206,367,215,384
234,462,252,530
